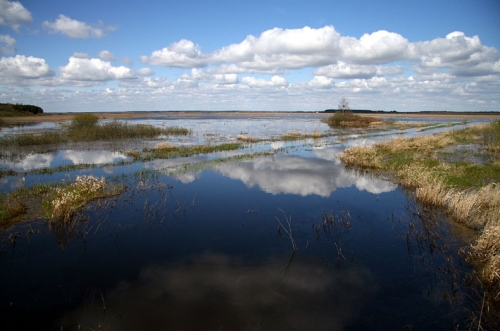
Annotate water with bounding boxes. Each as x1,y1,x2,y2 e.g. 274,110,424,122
0,114,488,330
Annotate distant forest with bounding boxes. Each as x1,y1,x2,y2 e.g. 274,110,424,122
0,103,44,115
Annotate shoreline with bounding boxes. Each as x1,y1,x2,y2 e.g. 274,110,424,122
2,110,500,123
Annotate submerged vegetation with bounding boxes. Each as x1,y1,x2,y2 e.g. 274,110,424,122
339,121,500,325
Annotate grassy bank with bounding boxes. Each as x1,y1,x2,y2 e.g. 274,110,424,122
339,121,500,325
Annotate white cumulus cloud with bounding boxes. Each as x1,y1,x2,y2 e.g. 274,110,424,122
315,61,404,79
340,30,410,64
241,75,288,88
413,31,500,77
0,0,32,30
59,57,135,82
141,39,207,67
182,68,239,85
99,50,115,61
212,26,342,70
138,26,499,86
0,34,16,54
43,14,115,39
0,55,53,80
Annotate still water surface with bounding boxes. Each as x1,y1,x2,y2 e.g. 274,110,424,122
0,114,487,330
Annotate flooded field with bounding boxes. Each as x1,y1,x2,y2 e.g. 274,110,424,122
0,113,495,330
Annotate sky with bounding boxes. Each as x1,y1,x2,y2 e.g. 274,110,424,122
0,0,499,113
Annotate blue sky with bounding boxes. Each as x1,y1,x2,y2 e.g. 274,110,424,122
1,0,499,112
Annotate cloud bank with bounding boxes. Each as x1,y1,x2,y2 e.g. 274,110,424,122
1,23,499,112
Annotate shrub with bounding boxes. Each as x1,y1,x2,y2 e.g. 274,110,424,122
323,111,382,128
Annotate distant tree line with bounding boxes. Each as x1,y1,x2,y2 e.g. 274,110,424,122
324,109,500,115
0,103,44,115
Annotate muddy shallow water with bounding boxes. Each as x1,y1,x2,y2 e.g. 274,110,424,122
0,114,493,330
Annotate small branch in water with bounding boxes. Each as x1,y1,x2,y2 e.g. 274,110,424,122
98,287,106,312
276,208,298,251
335,241,346,261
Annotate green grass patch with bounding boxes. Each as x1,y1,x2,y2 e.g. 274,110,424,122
0,183,53,224
0,195,27,222
440,163,500,188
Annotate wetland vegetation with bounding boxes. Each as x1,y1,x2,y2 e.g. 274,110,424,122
1,111,500,330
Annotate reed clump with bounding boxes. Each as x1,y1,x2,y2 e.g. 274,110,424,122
43,175,123,222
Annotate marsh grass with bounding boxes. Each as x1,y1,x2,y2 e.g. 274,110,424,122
145,142,242,160
322,111,385,128
0,195,26,222
42,175,124,222
67,120,189,141
339,121,500,321
0,114,190,147
0,183,54,225
1,131,66,146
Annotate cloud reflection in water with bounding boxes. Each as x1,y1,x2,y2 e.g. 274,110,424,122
60,252,376,331
1,153,54,171
61,150,128,165
215,153,396,197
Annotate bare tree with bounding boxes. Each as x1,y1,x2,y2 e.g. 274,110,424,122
338,97,350,114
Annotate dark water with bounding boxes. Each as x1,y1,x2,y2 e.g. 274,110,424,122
0,115,485,330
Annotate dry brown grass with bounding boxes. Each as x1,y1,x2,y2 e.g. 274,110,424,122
377,133,455,151
236,134,259,142
153,141,176,150
339,145,383,169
